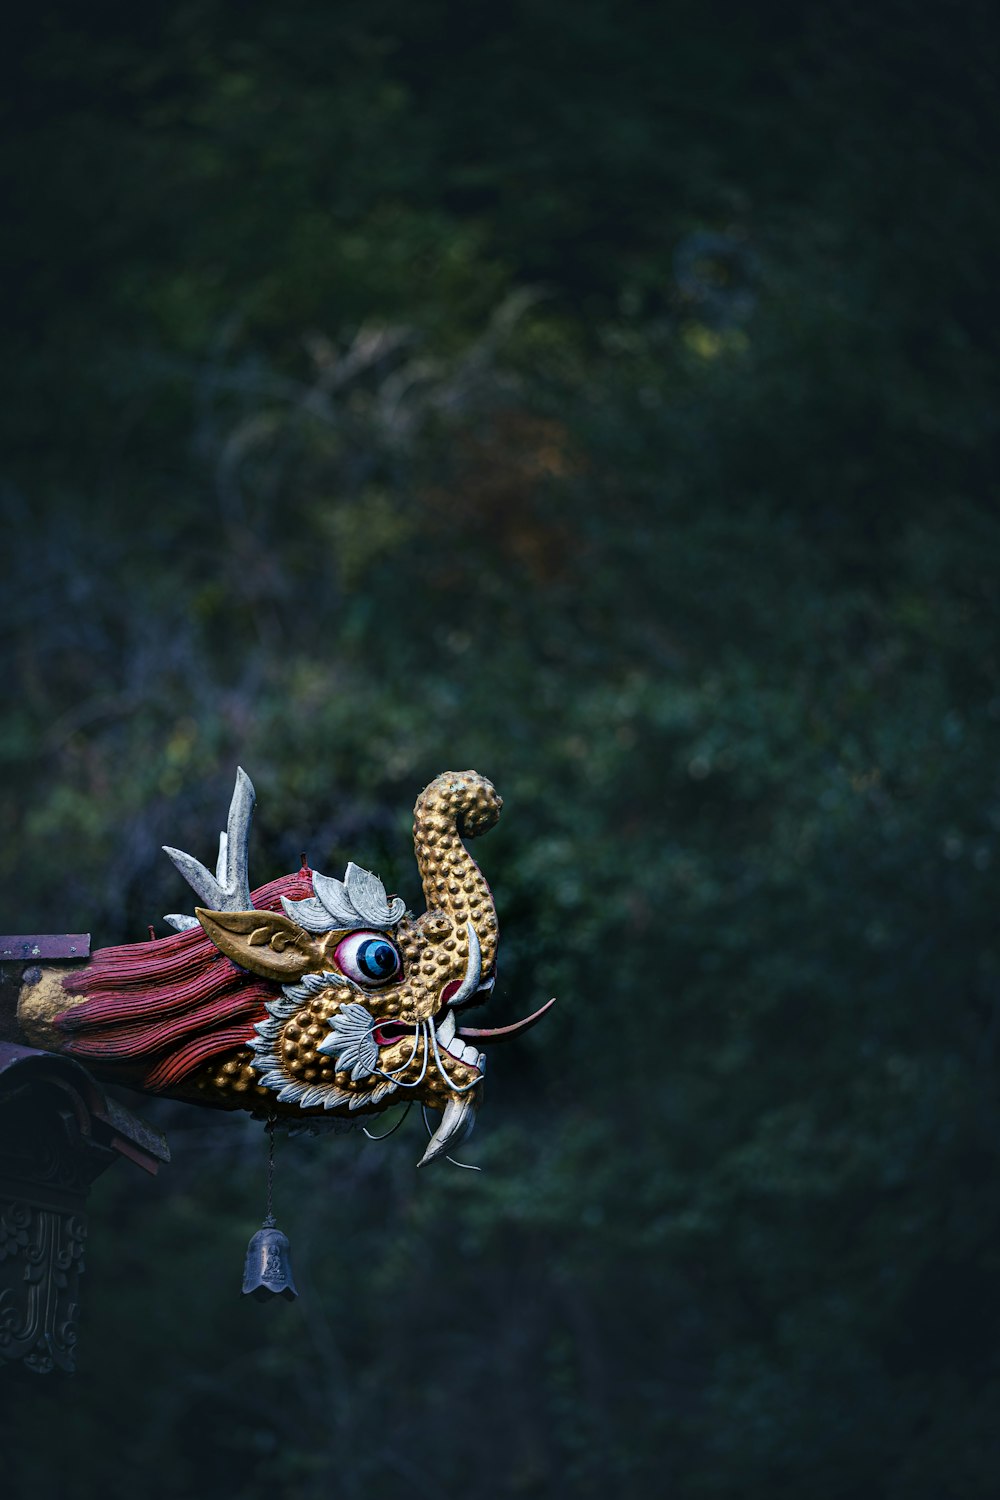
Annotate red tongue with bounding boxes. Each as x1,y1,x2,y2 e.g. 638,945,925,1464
457,998,556,1045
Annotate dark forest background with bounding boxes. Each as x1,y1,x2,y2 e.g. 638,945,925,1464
2,2,1000,1495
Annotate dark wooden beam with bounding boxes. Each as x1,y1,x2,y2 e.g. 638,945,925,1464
0,934,91,962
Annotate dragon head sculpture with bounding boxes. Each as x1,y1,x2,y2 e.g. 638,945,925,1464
15,769,551,1165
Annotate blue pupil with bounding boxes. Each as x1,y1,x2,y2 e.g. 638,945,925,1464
358,939,398,981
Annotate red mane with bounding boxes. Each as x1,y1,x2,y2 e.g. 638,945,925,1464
57,870,315,1092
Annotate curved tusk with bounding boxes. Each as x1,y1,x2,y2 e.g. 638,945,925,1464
458,997,556,1045
444,923,482,1010
418,1092,478,1167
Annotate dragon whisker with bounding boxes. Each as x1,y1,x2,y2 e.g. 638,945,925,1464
371,1015,424,1082
362,1103,413,1141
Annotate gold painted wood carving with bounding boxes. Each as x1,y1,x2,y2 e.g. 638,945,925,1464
11,770,552,1167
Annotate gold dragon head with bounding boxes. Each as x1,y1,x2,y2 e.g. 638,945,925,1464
162,769,549,1164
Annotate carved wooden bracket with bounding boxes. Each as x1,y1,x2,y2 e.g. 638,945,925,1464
0,1040,169,1375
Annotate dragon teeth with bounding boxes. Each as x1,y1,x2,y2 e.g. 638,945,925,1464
444,1036,482,1067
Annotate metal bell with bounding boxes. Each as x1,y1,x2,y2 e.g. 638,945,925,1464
241,1220,298,1301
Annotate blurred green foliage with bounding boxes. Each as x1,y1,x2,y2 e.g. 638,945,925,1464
2,1,1000,1495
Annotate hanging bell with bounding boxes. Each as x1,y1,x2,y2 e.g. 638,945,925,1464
242,1218,298,1302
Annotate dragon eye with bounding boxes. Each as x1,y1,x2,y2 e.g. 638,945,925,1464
335,931,402,986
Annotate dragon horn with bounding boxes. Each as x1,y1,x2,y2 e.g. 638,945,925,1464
162,768,257,931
